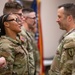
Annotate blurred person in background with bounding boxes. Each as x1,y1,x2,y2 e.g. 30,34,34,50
3,1,24,23
20,8,40,75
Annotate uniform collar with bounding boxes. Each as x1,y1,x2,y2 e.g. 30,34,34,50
63,28,75,38
1,35,22,45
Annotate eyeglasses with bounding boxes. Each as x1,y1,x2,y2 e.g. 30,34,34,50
5,18,21,23
27,17,36,19
14,13,23,17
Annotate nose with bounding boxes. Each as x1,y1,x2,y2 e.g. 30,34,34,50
17,20,23,26
56,18,59,23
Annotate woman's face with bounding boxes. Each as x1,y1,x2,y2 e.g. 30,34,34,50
4,14,22,33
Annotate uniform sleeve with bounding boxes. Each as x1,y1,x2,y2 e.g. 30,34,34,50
48,55,60,75
0,43,15,75
49,35,75,75
35,49,40,75
60,37,75,75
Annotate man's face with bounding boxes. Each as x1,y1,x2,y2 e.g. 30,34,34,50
25,12,36,29
14,9,25,24
56,7,69,30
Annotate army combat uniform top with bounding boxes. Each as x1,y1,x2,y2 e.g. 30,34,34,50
49,29,75,75
0,36,28,75
20,26,40,75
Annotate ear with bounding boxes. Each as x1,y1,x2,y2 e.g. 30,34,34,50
4,22,9,27
67,15,73,22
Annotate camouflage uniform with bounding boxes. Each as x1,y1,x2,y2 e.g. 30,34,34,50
0,36,29,75
49,29,75,75
20,26,40,75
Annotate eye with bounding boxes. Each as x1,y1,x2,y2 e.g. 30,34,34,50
27,17,36,19
14,13,23,17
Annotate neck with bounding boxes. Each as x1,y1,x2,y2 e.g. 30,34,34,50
66,24,75,32
5,29,17,40
66,28,75,32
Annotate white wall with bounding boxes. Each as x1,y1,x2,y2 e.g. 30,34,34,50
0,0,7,16
41,0,75,58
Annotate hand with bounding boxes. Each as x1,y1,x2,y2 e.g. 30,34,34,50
0,57,7,68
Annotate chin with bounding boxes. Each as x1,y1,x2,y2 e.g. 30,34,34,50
59,26,63,29
17,30,21,33
60,28,65,30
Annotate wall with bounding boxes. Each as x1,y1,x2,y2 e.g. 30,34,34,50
0,0,7,16
41,0,75,58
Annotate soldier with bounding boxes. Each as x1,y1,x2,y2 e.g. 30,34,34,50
3,1,40,75
3,1,24,23
0,13,28,75
0,1,23,70
49,3,75,75
20,8,40,75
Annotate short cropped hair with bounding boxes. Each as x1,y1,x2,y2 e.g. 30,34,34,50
22,8,35,17
58,3,75,18
3,1,23,14
22,8,34,13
